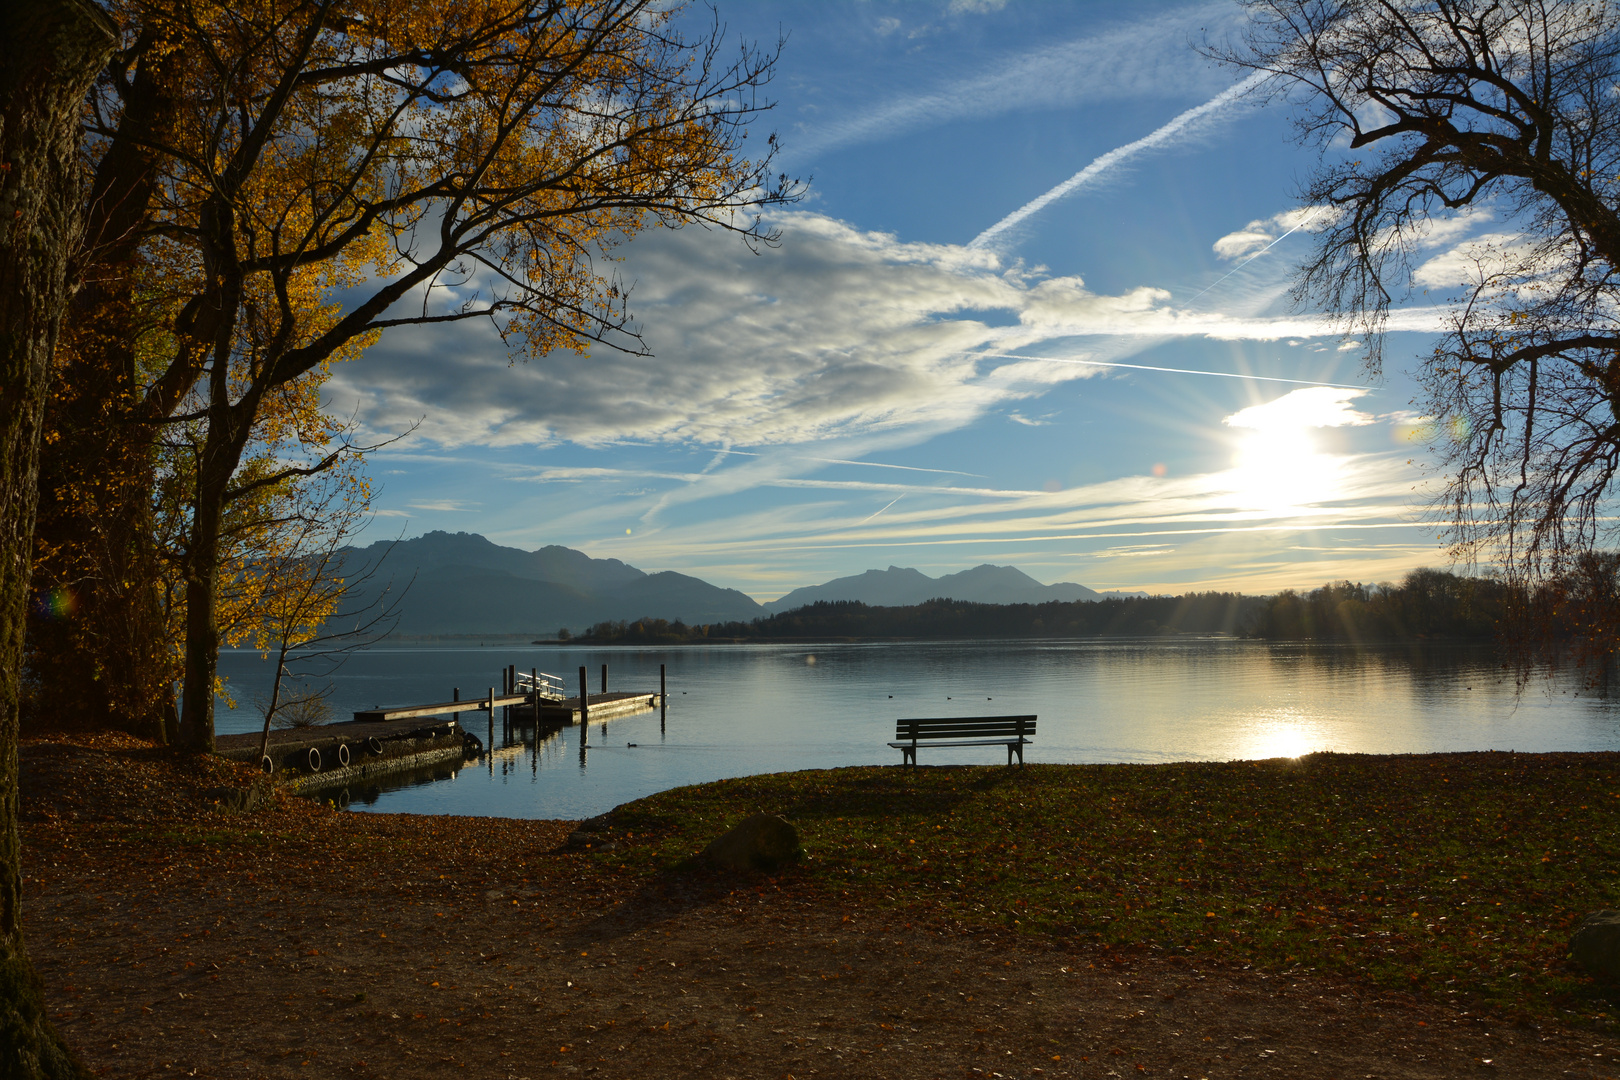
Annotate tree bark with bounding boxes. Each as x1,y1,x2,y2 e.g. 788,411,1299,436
26,30,187,742
0,0,115,1075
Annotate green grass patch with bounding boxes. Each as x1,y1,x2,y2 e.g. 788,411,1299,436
611,752,1620,1025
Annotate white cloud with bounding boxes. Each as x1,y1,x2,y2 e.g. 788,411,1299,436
1411,230,1532,290
1211,228,1276,261
331,211,1449,456
948,0,1010,12
1223,388,1375,431
1212,205,1339,260
406,499,479,512
598,445,1431,598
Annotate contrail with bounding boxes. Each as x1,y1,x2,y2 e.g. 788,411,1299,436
978,352,1370,389
968,71,1267,250
1186,206,1325,303
857,494,905,525
704,446,983,478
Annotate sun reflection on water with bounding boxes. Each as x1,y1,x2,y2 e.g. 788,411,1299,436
1235,710,1330,760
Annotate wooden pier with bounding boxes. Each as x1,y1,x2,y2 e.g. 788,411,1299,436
534,692,661,725
350,690,659,726
217,662,670,794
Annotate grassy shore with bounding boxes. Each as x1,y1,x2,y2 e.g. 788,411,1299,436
603,752,1620,1027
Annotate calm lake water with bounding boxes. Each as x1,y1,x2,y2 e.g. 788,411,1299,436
213,637,1620,821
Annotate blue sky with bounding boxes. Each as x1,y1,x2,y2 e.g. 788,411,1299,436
329,0,1473,602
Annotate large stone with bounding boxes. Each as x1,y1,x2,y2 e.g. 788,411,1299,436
702,813,801,872
1570,910,1620,980
204,785,265,813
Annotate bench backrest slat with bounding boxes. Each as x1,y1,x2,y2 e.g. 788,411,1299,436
895,715,1035,739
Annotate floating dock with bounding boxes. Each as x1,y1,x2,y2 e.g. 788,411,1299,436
351,690,660,726
214,717,474,795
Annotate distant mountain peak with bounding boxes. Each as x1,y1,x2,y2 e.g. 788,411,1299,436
337,532,757,635
764,563,1103,613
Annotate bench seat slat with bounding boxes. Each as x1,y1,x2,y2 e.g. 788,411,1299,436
898,722,1035,731
897,730,1031,740
888,738,1029,749
896,715,1034,730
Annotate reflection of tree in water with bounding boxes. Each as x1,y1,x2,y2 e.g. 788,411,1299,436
1266,640,1502,680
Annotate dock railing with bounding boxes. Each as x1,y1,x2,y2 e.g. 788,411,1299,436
514,670,568,701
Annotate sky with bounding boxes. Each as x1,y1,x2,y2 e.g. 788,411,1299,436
327,0,1479,603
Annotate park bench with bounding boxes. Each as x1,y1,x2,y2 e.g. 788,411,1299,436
889,715,1036,767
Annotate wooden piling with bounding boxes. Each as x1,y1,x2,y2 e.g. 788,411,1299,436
660,663,666,733
578,666,589,742
600,663,607,694
504,666,514,736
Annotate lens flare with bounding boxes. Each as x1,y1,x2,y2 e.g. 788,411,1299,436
32,586,77,620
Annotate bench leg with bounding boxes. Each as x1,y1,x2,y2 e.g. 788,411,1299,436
901,745,916,768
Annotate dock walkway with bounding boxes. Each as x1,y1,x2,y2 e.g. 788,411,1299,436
352,690,659,726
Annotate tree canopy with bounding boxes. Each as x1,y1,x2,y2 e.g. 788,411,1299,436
33,0,798,750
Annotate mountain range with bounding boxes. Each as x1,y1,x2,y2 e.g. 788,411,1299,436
762,564,1113,613
340,531,1131,636
338,531,762,636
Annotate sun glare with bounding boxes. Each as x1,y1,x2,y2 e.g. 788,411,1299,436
1229,426,1339,511
1235,711,1325,760
1222,387,1367,512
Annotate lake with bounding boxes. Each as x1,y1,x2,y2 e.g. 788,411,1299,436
213,637,1620,821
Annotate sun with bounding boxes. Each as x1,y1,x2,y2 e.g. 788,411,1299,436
1229,425,1341,511
1222,387,1367,512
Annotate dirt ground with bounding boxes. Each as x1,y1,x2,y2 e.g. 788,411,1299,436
18,734,1620,1079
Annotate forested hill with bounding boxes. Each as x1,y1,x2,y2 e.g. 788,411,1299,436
568,568,1536,645
573,592,1263,643
1247,571,1511,642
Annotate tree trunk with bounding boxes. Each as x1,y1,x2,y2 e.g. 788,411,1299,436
26,33,187,742
179,456,227,754
178,401,252,754
0,1,115,1075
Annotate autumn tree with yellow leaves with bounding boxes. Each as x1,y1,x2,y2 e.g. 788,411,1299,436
32,0,796,750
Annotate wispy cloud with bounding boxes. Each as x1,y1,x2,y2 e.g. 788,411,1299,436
334,212,1451,458
597,445,1434,599
1223,388,1375,430
975,352,1371,389
406,500,478,512
790,4,1238,161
